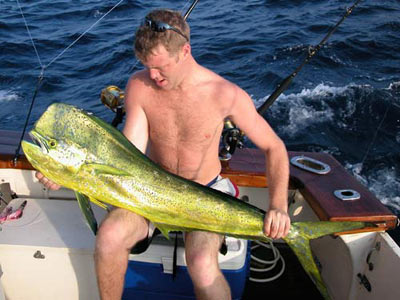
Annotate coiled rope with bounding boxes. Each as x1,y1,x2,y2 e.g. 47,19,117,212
249,240,286,283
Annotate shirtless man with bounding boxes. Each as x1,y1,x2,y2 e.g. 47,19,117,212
36,9,291,300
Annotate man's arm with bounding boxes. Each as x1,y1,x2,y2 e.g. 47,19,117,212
123,75,149,153
228,84,290,239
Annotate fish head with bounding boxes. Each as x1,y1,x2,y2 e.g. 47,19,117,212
22,127,88,184
21,102,144,187
21,103,103,186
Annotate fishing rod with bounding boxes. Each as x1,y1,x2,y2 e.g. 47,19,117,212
257,0,362,115
219,0,363,160
183,0,199,20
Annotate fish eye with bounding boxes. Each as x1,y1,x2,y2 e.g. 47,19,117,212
49,139,57,148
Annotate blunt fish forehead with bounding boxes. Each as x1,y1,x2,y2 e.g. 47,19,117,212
34,103,91,139
32,103,132,167
34,103,109,155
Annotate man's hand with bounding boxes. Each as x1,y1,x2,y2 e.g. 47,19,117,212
263,208,291,239
35,172,61,190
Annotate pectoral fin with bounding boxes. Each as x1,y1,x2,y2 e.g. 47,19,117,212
88,196,110,212
83,163,131,177
75,191,98,235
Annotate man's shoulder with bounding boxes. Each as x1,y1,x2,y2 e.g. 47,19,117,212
194,66,242,117
198,66,237,94
128,70,152,88
126,70,155,97
124,70,154,109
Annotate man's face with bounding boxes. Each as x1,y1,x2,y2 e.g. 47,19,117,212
142,44,183,90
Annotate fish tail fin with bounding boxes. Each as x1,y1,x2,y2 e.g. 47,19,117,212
282,221,374,300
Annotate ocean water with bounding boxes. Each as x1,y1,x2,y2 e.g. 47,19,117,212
0,0,399,217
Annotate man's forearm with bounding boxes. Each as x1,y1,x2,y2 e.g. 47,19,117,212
265,142,289,211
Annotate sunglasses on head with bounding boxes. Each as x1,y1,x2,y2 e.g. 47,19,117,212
143,17,189,42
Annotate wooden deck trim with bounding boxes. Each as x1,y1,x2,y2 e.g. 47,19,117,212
0,154,34,170
220,148,397,230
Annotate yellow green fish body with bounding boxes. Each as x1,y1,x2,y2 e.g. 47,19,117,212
22,103,372,299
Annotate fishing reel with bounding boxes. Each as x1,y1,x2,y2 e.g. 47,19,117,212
219,119,244,161
100,85,125,127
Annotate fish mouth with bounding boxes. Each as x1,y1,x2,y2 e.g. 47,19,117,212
27,130,50,153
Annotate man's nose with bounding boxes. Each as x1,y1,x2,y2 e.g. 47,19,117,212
149,69,159,80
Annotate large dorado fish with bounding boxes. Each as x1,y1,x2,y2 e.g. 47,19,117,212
22,103,372,299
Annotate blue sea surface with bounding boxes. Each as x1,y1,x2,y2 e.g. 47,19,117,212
0,0,399,215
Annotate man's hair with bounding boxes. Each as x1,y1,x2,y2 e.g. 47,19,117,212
134,9,190,62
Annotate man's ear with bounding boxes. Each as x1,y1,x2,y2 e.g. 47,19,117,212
181,43,191,59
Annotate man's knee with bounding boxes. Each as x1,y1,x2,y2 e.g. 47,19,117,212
185,232,221,279
95,209,148,255
186,247,222,289
186,248,217,273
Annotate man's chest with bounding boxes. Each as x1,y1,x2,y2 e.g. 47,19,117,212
144,94,224,144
